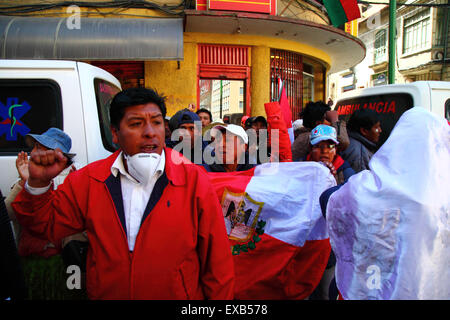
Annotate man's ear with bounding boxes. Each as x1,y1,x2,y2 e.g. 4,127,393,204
360,127,369,138
111,125,119,145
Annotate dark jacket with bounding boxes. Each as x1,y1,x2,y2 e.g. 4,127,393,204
340,131,378,173
201,152,256,172
0,190,26,300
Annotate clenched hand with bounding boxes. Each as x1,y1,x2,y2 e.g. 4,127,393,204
27,148,68,188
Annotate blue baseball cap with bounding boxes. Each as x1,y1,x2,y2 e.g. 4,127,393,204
26,127,76,158
310,124,339,145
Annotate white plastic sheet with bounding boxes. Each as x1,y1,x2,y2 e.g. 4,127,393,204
327,107,450,299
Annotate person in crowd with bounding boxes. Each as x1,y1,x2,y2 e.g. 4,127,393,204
292,119,304,140
12,87,235,300
340,108,382,173
5,128,87,300
250,116,271,164
327,98,334,108
201,124,255,173
319,107,449,300
196,108,213,128
292,101,349,161
168,109,209,163
244,116,255,130
0,189,27,300
240,115,250,129
305,124,355,185
251,116,268,137
164,115,171,140
304,124,354,301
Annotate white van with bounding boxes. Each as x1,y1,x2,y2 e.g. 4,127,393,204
0,60,121,196
334,81,450,145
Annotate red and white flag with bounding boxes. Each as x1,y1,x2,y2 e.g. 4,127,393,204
278,78,294,144
207,162,336,299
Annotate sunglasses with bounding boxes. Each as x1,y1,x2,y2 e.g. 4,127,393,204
312,143,336,151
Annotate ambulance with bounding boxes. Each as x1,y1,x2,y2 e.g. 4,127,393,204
334,81,450,146
0,60,121,196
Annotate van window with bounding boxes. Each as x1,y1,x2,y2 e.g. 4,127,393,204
445,99,450,121
335,93,414,146
94,79,121,153
0,79,63,155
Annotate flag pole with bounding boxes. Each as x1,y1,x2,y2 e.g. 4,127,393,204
388,0,397,84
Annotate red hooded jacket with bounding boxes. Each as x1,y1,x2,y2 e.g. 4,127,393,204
12,148,234,300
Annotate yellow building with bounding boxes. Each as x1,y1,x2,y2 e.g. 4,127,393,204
0,0,365,120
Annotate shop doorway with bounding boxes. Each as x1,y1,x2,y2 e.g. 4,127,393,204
199,79,245,123
197,44,250,123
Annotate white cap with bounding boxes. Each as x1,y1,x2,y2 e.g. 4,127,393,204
212,124,248,144
293,119,303,130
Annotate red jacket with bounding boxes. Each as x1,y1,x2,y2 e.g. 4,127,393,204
13,148,234,300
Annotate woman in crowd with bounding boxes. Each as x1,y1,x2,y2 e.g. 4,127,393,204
303,124,355,300
305,124,355,185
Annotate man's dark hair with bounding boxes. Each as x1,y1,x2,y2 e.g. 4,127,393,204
347,109,381,133
301,101,331,129
253,116,267,128
110,87,166,128
196,108,212,122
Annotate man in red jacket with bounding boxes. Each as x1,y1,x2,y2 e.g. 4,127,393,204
12,87,235,300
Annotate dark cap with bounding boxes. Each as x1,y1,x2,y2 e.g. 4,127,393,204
169,109,201,131
244,116,256,128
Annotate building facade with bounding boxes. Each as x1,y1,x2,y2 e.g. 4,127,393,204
329,0,449,101
0,0,365,120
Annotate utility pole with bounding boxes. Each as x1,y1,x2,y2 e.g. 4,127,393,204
388,0,397,84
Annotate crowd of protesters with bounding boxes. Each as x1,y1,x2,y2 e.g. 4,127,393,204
2,87,448,301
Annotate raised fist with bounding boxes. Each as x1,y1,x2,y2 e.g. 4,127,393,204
27,148,68,188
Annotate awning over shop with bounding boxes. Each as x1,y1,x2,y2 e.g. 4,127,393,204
184,10,366,74
0,15,183,60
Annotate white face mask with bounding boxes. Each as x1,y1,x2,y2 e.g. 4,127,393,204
124,153,161,185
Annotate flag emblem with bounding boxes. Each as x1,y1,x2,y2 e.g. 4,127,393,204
220,188,265,242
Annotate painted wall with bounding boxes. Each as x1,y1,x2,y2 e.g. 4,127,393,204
147,32,330,117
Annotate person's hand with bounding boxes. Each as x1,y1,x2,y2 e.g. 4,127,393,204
325,110,339,124
16,151,29,184
27,148,68,188
187,103,196,112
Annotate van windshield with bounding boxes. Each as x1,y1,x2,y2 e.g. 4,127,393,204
94,79,121,152
335,93,414,147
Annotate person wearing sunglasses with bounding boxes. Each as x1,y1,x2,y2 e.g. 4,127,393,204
306,124,355,186
304,124,355,301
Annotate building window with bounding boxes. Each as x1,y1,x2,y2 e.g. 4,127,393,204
374,29,387,64
303,70,314,106
403,9,431,55
342,85,355,92
270,49,303,119
434,8,446,47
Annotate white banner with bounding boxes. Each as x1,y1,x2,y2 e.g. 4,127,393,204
327,107,450,299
